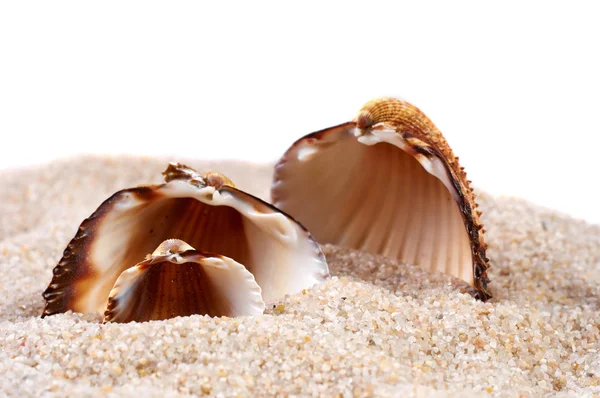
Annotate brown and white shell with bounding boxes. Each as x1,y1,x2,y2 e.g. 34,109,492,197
42,163,330,321
104,239,265,323
271,97,491,300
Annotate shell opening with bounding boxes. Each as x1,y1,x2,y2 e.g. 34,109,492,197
272,125,474,288
103,245,265,323
44,171,329,317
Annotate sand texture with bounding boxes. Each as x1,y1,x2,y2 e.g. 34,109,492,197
1,156,600,397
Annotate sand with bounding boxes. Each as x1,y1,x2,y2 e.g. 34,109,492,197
1,156,600,397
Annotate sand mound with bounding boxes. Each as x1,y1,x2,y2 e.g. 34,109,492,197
1,156,600,397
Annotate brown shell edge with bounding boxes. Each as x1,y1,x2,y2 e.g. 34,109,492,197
41,185,165,317
404,133,492,301
41,208,101,317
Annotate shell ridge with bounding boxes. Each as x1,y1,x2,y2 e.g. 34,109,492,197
103,245,265,323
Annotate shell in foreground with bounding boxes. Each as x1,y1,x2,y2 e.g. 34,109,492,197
271,97,491,300
42,163,329,318
104,239,265,323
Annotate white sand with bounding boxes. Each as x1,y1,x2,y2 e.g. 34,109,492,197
1,156,600,397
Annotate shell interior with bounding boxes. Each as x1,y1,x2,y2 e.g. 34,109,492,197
42,164,329,318
272,122,478,292
104,240,265,323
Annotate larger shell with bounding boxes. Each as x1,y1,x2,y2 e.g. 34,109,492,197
42,163,330,318
271,97,491,300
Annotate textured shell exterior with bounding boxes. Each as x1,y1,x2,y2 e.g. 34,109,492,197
272,97,491,301
356,98,490,299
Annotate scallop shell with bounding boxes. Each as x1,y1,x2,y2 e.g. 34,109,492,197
271,97,491,300
104,239,265,323
42,163,330,319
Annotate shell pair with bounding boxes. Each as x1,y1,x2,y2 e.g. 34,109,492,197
42,164,329,323
42,97,491,323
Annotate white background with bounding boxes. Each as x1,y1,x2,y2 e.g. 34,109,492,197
1,2,599,223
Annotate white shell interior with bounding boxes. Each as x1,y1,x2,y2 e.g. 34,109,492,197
76,183,328,315
104,249,265,322
272,126,474,286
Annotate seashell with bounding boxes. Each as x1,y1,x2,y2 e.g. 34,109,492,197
103,239,265,323
42,163,330,319
271,97,491,300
